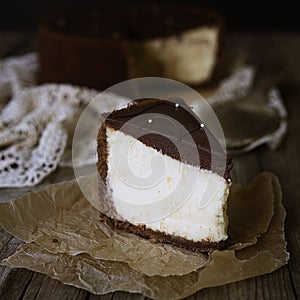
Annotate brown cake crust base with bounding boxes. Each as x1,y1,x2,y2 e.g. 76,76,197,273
100,212,226,253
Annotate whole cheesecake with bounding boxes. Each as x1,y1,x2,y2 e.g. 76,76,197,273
38,5,224,89
97,99,232,252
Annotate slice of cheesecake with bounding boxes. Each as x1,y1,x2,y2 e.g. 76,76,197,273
127,7,223,85
97,98,232,252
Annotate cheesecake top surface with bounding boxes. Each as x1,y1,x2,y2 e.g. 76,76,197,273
103,98,232,180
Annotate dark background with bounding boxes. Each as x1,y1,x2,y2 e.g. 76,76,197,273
0,0,298,32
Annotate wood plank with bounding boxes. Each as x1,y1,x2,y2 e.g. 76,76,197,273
89,292,114,299
112,292,146,300
0,268,34,299
0,265,13,292
257,115,300,298
0,229,23,259
0,228,13,257
23,272,88,300
0,226,30,299
255,266,296,300
244,33,300,299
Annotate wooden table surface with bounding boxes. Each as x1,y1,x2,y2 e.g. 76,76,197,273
0,31,299,300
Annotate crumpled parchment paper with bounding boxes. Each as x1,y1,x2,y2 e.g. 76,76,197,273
0,172,289,299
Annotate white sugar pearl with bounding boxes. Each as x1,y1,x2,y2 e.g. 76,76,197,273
175,103,180,108
148,119,153,124
200,123,205,128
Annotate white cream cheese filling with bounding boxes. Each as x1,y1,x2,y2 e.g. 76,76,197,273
106,127,229,243
128,26,219,85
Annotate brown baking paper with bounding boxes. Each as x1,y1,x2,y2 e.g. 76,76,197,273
0,172,289,299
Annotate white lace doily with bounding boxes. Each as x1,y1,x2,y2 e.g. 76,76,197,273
0,53,286,187
0,53,125,187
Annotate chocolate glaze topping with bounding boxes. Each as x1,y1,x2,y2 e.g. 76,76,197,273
102,98,232,180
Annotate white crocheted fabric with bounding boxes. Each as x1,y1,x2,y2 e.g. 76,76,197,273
0,53,121,187
0,53,285,187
